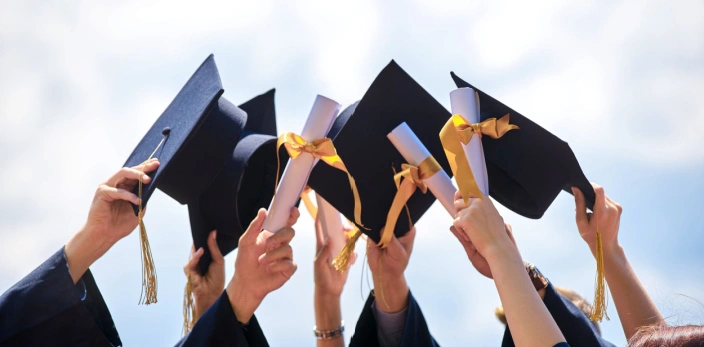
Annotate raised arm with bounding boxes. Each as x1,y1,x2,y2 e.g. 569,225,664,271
453,191,566,347
313,218,356,347
572,184,663,340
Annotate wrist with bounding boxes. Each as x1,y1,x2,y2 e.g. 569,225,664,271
64,226,113,283
314,294,341,330
194,293,220,318
372,274,409,313
226,278,261,324
484,240,522,267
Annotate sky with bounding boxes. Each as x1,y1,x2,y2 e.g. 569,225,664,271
1,0,703,345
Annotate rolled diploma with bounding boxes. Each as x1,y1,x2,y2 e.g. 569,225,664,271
315,193,345,258
450,88,489,195
264,95,341,232
387,122,456,216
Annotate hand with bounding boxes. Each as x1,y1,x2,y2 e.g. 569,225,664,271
366,227,415,313
450,223,517,279
452,190,517,264
184,230,226,320
65,159,160,283
226,207,300,323
573,184,622,257
314,218,356,298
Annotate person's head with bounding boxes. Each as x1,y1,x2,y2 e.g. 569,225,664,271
629,323,704,347
494,286,601,335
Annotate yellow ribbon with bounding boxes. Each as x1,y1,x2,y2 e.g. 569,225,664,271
439,113,518,205
300,186,319,218
378,156,441,248
275,132,364,228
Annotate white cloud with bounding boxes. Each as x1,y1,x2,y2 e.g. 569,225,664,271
1,0,703,346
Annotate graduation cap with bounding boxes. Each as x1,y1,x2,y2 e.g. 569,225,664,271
182,89,287,333
308,60,453,247
187,89,286,275
122,54,247,305
449,72,606,322
449,72,595,218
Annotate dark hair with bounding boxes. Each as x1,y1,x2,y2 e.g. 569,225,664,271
629,324,704,346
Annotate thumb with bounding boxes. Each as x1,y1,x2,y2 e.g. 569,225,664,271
241,209,267,244
572,187,588,228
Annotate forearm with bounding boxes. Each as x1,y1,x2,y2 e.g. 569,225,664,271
489,247,565,347
604,245,663,339
226,277,261,324
64,226,113,283
314,293,344,347
194,294,220,321
371,273,409,314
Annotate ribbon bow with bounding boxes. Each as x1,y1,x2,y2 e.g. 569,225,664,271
275,132,364,228
456,114,519,144
378,156,441,248
439,113,518,205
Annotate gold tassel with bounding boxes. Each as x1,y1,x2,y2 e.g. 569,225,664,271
589,207,609,322
137,216,158,305
332,228,362,271
136,132,167,305
182,275,195,335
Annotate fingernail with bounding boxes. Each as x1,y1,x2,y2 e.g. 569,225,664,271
142,174,150,180
211,231,217,239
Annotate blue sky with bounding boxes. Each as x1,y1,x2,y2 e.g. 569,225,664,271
1,0,703,345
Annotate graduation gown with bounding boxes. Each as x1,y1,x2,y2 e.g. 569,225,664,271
0,248,121,347
350,290,439,347
501,283,615,347
175,290,268,347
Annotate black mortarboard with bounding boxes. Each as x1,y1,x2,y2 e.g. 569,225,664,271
450,72,595,218
123,55,247,209
308,61,453,243
121,54,247,305
187,89,288,274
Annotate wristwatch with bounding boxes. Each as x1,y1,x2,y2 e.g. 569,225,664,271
525,262,548,291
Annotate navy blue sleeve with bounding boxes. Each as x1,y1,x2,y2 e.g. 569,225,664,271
501,283,615,347
0,247,121,347
175,290,268,347
350,290,439,347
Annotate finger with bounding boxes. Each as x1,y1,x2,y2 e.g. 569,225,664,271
108,167,153,187
190,244,196,257
185,247,204,274
241,209,267,244
572,187,589,228
315,217,325,253
454,198,467,215
268,259,298,279
314,241,329,263
259,244,293,265
99,185,140,205
207,230,224,264
454,190,462,202
605,195,623,215
130,159,161,174
592,183,606,216
449,225,469,243
266,226,295,252
285,207,300,228
348,250,358,267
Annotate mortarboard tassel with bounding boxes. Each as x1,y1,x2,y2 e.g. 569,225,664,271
136,130,168,305
590,207,609,322
182,275,195,334
332,228,362,272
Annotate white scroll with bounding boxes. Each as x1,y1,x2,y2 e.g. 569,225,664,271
450,88,489,195
264,95,341,232
387,122,456,216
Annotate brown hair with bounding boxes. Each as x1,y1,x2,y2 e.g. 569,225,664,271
494,286,601,335
629,324,704,347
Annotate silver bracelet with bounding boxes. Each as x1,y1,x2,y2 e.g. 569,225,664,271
313,321,345,340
